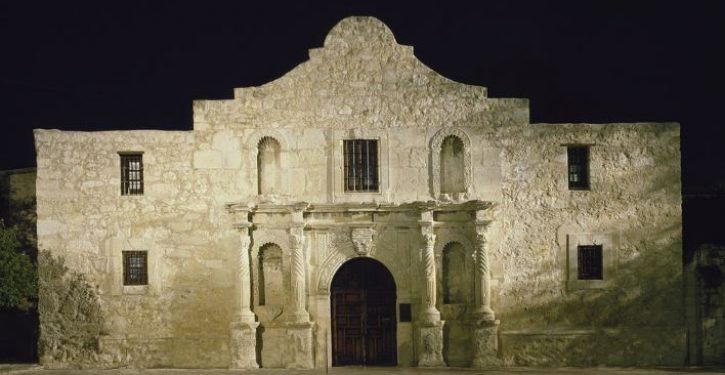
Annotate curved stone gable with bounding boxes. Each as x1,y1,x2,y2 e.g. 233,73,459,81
194,16,498,129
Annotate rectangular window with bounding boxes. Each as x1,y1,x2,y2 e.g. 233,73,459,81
123,251,148,285
567,146,589,190
577,245,603,280
399,303,412,322
343,139,379,192
120,153,144,195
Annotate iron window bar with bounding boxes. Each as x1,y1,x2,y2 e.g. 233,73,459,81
343,139,379,192
120,153,144,195
122,250,148,285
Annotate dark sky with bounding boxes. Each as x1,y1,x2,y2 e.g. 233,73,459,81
1,1,723,190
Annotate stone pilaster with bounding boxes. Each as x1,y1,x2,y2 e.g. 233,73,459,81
288,227,309,323
229,218,259,369
417,214,445,367
285,206,313,368
470,215,499,368
472,225,495,322
419,221,440,324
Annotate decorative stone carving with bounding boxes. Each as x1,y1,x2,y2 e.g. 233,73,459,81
229,318,259,369
420,223,440,323
418,323,446,367
289,228,309,323
317,251,351,294
471,320,500,368
228,216,259,369
351,226,375,256
430,128,473,201
285,323,315,369
472,223,495,322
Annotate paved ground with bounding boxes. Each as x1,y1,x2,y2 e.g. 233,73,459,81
3,365,725,375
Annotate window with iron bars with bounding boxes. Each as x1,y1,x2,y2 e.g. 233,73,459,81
343,139,379,192
567,146,589,190
120,153,144,195
577,245,603,280
122,250,148,285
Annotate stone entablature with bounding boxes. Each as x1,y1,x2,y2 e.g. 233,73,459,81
34,16,684,369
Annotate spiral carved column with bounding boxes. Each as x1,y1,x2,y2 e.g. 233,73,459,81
473,230,495,321
420,226,440,323
289,227,309,323
229,221,259,369
470,219,499,368
418,218,445,367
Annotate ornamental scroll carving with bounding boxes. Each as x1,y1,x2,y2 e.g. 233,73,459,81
315,230,404,294
351,227,375,256
430,128,473,200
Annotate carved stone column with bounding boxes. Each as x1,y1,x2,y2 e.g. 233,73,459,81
229,217,259,369
420,223,440,324
284,205,314,369
473,225,495,321
417,214,445,367
470,215,499,368
289,226,309,324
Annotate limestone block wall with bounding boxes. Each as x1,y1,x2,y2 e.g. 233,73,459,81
494,122,684,366
35,129,241,367
189,17,528,205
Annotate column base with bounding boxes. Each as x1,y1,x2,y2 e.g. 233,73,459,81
229,320,259,369
417,321,446,367
284,322,315,369
470,319,500,368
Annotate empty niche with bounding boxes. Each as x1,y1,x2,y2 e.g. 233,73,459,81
257,136,281,195
440,135,466,195
442,242,469,304
258,243,284,306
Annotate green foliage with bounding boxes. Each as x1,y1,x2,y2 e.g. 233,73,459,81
0,225,36,310
38,250,105,363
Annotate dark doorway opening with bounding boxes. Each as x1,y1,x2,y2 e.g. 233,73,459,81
331,257,396,366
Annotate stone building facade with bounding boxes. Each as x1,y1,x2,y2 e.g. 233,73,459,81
34,17,685,368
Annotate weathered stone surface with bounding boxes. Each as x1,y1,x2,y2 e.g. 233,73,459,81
418,323,445,367
471,321,500,368
33,16,684,369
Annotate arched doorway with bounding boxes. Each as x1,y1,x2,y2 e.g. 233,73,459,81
331,258,397,366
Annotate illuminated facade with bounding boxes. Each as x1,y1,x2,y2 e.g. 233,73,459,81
34,17,684,368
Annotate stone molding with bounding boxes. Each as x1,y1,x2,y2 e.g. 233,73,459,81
430,127,473,201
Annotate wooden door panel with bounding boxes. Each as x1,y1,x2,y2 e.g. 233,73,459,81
331,259,396,366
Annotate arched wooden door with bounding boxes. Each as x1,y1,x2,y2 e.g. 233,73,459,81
331,258,396,366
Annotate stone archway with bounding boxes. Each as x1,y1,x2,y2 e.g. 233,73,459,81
331,258,397,366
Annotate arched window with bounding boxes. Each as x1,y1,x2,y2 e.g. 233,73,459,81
258,243,283,306
442,242,469,304
440,135,465,195
257,137,281,195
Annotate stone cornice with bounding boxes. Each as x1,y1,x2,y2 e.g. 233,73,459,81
227,200,495,215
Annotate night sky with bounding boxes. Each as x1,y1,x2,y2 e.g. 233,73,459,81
2,1,723,190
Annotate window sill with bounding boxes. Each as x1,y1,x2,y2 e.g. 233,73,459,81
567,279,606,291
122,285,149,295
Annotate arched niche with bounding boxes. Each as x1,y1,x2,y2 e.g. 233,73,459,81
258,243,284,307
257,137,281,195
440,135,466,195
430,128,472,200
247,130,290,197
441,242,470,304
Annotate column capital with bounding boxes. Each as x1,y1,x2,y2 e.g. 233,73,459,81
475,220,492,237
289,226,305,249
240,234,251,251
